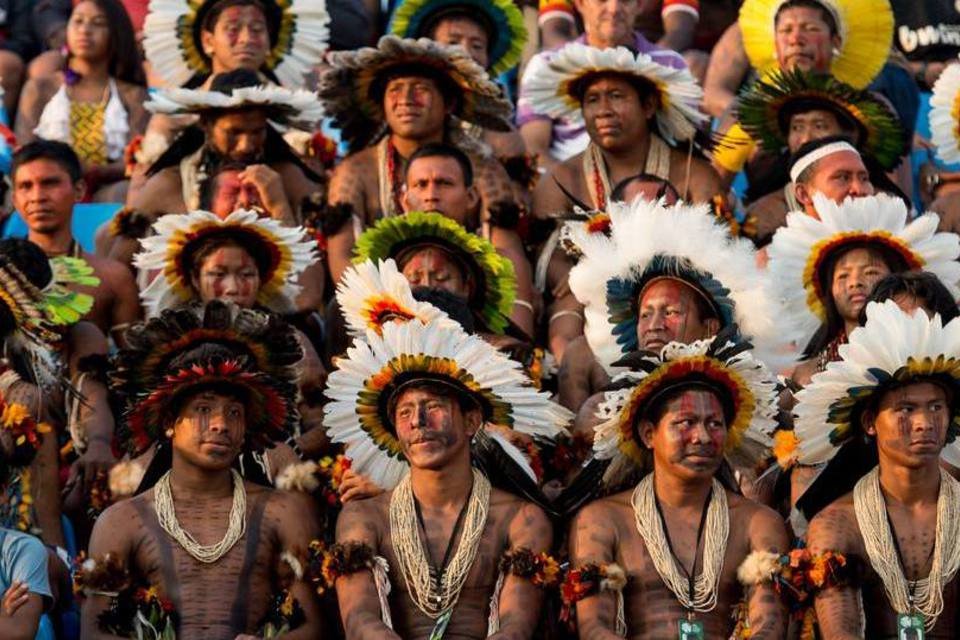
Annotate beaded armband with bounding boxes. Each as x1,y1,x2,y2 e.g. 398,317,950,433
498,548,561,588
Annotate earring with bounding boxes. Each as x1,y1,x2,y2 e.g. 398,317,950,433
165,428,174,438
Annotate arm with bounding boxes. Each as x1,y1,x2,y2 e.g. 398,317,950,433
490,227,535,336
742,506,788,639
103,260,142,346
557,338,594,411
519,120,558,174
806,507,865,640
488,503,553,639
702,23,749,119
14,78,47,144
568,503,622,640
684,160,723,204
326,160,366,283
0,533,50,640
81,503,137,640
271,492,324,640
531,162,572,219
334,501,401,640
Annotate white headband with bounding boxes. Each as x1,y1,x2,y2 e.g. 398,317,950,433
789,141,859,182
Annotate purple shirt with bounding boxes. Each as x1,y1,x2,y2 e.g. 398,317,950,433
517,32,687,161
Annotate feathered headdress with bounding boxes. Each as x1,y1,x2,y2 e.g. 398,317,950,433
0,244,99,390
766,193,960,350
568,198,781,372
319,35,512,151
323,318,571,489
522,43,706,144
739,0,892,89
735,68,907,170
388,0,527,76
354,211,516,334
135,209,317,317
930,60,960,165
110,300,302,457
336,258,453,338
145,85,325,129
591,327,779,483
143,0,330,88
787,300,960,467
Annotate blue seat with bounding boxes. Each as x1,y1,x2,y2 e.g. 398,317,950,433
2,204,123,253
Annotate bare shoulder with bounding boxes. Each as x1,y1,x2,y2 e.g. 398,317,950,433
561,336,594,371
26,75,62,101
484,127,527,158
130,167,183,212
728,492,788,541
806,493,860,553
91,492,147,550
116,81,149,104
333,146,377,174
83,252,134,284
572,488,631,527
335,491,389,543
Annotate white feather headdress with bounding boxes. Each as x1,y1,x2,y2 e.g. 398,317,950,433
766,193,960,350
145,85,325,128
323,319,571,489
591,329,779,477
135,209,317,317
568,198,782,373
789,300,960,467
930,60,960,165
143,0,330,88
522,43,706,143
336,258,453,338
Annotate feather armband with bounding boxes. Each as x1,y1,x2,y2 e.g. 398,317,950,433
498,548,562,588
739,548,858,614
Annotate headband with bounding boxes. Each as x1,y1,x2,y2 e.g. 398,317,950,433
789,140,858,183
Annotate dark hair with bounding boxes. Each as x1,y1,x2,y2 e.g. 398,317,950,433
201,0,274,38
857,271,960,326
369,64,462,113
789,134,858,185
643,381,734,430
209,68,262,94
406,143,474,187
188,232,272,285
802,242,910,358
774,0,838,36
13,140,83,184
388,379,480,425
423,7,495,48
0,239,53,338
72,0,146,86
780,102,861,145
610,173,680,202
411,286,476,332
569,71,659,106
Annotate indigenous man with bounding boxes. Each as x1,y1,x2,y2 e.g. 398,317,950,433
401,143,481,230
766,192,960,387
732,70,907,245
559,198,778,426
82,301,324,639
319,36,534,334
387,0,530,162
517,0,686,170
0,238,111,549
11,141,140,347
789,300,960,637
525,44,719,360
567,329,788,638
325,313,569,638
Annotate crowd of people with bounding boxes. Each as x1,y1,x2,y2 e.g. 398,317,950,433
0,0,960,638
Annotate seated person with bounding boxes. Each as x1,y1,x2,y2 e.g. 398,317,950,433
0,527,52,640
16,0,148,202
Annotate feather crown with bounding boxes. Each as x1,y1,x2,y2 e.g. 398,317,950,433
930,59,960,165
145,85,325,129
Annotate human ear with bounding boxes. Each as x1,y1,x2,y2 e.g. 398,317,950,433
638,419,656,449
795,182,812,207
861,410,877,437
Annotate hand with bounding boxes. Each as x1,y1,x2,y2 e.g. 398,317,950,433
74,439,117,497
338,469,383,503
239,165,290,220
1,581,29,617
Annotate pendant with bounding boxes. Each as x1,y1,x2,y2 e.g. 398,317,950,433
429,609,453,640
677,618,704,640
896,613,925,639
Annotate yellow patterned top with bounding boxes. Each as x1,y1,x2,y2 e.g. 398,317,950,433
69,99,107,165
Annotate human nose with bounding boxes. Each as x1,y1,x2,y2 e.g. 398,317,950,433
221,274,240,293
648,309,666,330
689,421,711,444
848,177,869,197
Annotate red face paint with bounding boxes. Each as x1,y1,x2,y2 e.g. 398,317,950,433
637,279,711,351
195,246,261,309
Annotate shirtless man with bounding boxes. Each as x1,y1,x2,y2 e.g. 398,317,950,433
328,315,565,639
82,308,323,639
795,302,960,638
401,143,481,230
12,141,140,346
568,333,787,638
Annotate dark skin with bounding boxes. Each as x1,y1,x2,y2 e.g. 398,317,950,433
807,382,958,639
569,390,787,639
334,386,552,639
82,392,324,640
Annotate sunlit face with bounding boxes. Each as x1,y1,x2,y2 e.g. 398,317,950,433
402,155,478,225
201,4,270,73
192,245,262,308
67,1,110,61
830,247,893,323
383,76,449,140
14,159,83,235
787,109,847,153
393,386,480,470
171,391,247,470
205,110,268,163
582,76,655,152
209,169,264,218
640,389,727,481
864,382,950,470
797,150,874,215
636,279,718,352
431,17,490,69
774,6,839,73
400,247,471,297
572,0,640,46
